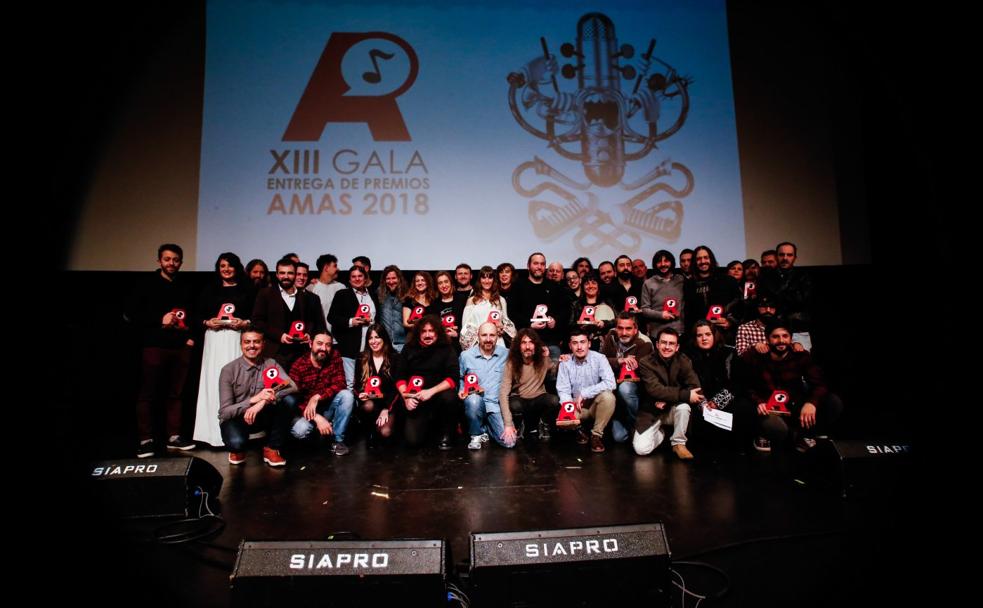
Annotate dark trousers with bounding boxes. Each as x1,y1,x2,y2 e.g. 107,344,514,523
508,393,560,436
136,346,191,440
220,394,298,451
403,390,460,448
757,393,844,446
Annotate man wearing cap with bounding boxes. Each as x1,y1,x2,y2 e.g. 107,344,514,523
735,294,808,356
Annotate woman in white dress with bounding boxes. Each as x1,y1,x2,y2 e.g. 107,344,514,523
193,253,253,446
459,266,517,350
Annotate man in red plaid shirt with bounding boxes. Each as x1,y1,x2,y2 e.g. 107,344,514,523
288,330,355,456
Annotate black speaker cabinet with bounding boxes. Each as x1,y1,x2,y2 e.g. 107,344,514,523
230,539,448,607
470,523,670,607
88,457,223,519
812,439,913,498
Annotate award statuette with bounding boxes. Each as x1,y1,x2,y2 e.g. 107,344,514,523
262,366,289,390
218,303,236,324
288,320,307,342
462,373,484,396
743,281,757,300
577,306,597,325
364,375,384,399
442,314,457,329
406,376,425,395
355,304,372,321
530,304,550,324
408,306,425,323
624,296,640,313
617,363,639,383
766,390,791,416
487,310,502,324
171,308,188,330
663,299,679,316
705,305,724,321
556,401,581,428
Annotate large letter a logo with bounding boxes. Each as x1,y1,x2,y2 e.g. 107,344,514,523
283,32,419,142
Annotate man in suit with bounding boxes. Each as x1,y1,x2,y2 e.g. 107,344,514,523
251,257,326,369
327,265,378,390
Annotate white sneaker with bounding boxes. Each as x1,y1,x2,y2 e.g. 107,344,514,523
468,435,484,450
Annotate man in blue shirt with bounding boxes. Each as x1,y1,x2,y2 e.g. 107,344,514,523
459,322,515,449
556,327,617,453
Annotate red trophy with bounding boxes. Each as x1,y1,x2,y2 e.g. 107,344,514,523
744,281,757,300
462,373,484,396
288,320,306,341
355,304,372,321
766,390,791,416
624,296,640,313
217,303,236,322
556,401,580,428
663,299,679,316
170,308,188,330
406,376,425,395
364,375,383,399
618,363,639,383
262,366,288,390
577,305,597,325
706,305,724,321
530,304,550,324
442,314,457,329
487,310,502,324
408,306,425,323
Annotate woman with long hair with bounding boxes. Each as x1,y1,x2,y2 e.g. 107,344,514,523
402,271,438,329
377,265,407,351
684,319,748,450
460,266,517,349
193,252,253,446
435,271,466,347
354,323,403,445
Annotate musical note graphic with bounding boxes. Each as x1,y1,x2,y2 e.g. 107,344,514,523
362,49,395,84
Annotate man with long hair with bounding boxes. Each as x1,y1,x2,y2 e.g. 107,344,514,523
500,329,559,441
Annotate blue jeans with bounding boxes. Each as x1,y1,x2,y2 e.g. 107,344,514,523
611,381,640,443
221,394,298,450
342,358,356,391
290,390,355,443
463,394,515,448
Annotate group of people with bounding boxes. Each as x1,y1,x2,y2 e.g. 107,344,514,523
127,242,840,466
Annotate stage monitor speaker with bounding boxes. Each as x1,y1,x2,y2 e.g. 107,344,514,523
811,439,913,498
88,457,223,519
470,523,670,607
230,539,448,607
